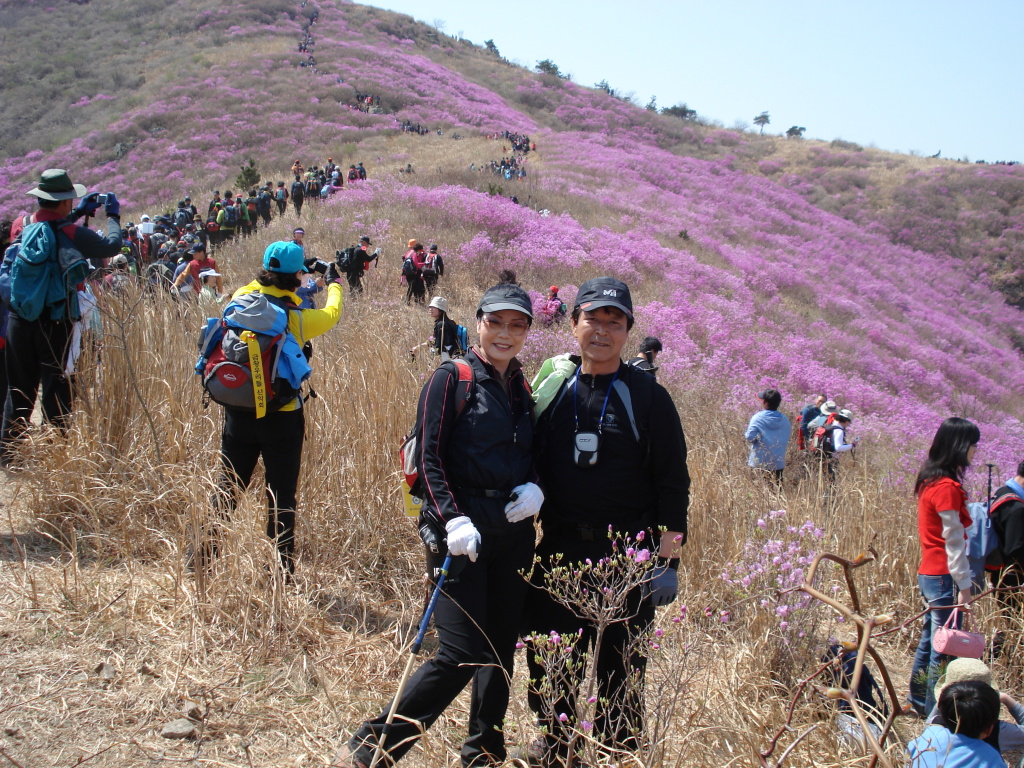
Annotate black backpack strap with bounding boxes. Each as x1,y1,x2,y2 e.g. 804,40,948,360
611,379,641,443
616,365,654,451
991,491,1024,515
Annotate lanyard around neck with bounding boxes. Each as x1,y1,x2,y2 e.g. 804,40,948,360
573,367,617,434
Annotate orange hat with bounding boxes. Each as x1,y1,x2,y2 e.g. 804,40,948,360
408,239,418,248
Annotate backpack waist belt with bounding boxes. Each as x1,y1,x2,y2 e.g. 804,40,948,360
550,523,604,542
456,486,510,499
544,517,657,542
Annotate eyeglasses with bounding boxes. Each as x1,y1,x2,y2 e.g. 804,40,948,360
480,315,529,335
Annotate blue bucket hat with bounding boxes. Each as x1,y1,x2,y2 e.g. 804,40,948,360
262,241,308,273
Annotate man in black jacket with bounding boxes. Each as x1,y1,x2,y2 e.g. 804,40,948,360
990,462,1024,590
257,185,273,226
987,461,1024,656
290,175,305,217
345,236,378,294
524,276,689,767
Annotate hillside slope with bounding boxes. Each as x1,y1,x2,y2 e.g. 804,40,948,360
3,0,1022,304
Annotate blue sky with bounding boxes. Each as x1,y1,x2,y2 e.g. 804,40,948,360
368,0,1022,162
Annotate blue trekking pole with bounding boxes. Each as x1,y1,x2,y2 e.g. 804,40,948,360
368,553,452,768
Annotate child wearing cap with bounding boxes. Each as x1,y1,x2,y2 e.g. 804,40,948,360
925,657,1024,754
198,268,224,303
909,680,1004,767
172,242,221,297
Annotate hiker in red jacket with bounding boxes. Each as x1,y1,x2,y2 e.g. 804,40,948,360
402,240,426,305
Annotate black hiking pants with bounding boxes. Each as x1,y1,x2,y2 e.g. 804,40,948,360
292,197,303,217
347,271,363,294
523,532,655,767
1,314,74,459
215,407,305,573
405,276,425,305
349,529,535,767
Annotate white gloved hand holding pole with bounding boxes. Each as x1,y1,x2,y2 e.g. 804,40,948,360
504,483,544,523
445,516,480,562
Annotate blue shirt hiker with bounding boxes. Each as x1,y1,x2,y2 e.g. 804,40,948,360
745,389,791,473
908,725,1003,768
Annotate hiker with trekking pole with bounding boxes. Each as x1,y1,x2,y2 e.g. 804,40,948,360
334,279,541,768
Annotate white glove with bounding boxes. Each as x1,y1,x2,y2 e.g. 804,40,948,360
445,516,480,562
504,483,544,523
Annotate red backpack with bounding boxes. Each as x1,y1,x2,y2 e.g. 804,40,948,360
811,418,839,453
399,359,474,498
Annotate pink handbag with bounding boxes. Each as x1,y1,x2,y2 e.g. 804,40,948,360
933,608,985,659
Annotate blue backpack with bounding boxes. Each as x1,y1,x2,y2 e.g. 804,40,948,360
455,324,468,354
221,204,239,227
967,501,999,561
0,219,89,322
967,500,1000,589
195,292,312,417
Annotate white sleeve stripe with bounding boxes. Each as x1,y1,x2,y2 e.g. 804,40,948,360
937,507,971,589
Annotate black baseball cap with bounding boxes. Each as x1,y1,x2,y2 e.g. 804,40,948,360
190,242,206,253
360,235,371,244
574,277,633,320
477,283,533,318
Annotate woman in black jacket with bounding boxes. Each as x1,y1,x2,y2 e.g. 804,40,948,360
409,295,465,360
337,282,542,768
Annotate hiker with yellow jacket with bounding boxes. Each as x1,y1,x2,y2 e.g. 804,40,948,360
206,240,342,576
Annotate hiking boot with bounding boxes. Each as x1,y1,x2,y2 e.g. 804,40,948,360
509,736,548,767
329,744,369,768
509,737,595,768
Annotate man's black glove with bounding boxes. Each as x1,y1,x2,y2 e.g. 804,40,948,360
104,193,121,218
70,192,102,221
326,262,342,283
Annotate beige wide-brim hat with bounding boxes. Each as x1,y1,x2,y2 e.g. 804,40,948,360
27,168,87,201
429,296,449,313
934,657,995,704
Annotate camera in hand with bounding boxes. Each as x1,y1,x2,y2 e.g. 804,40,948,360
304,257,330,276
96,194,108,205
